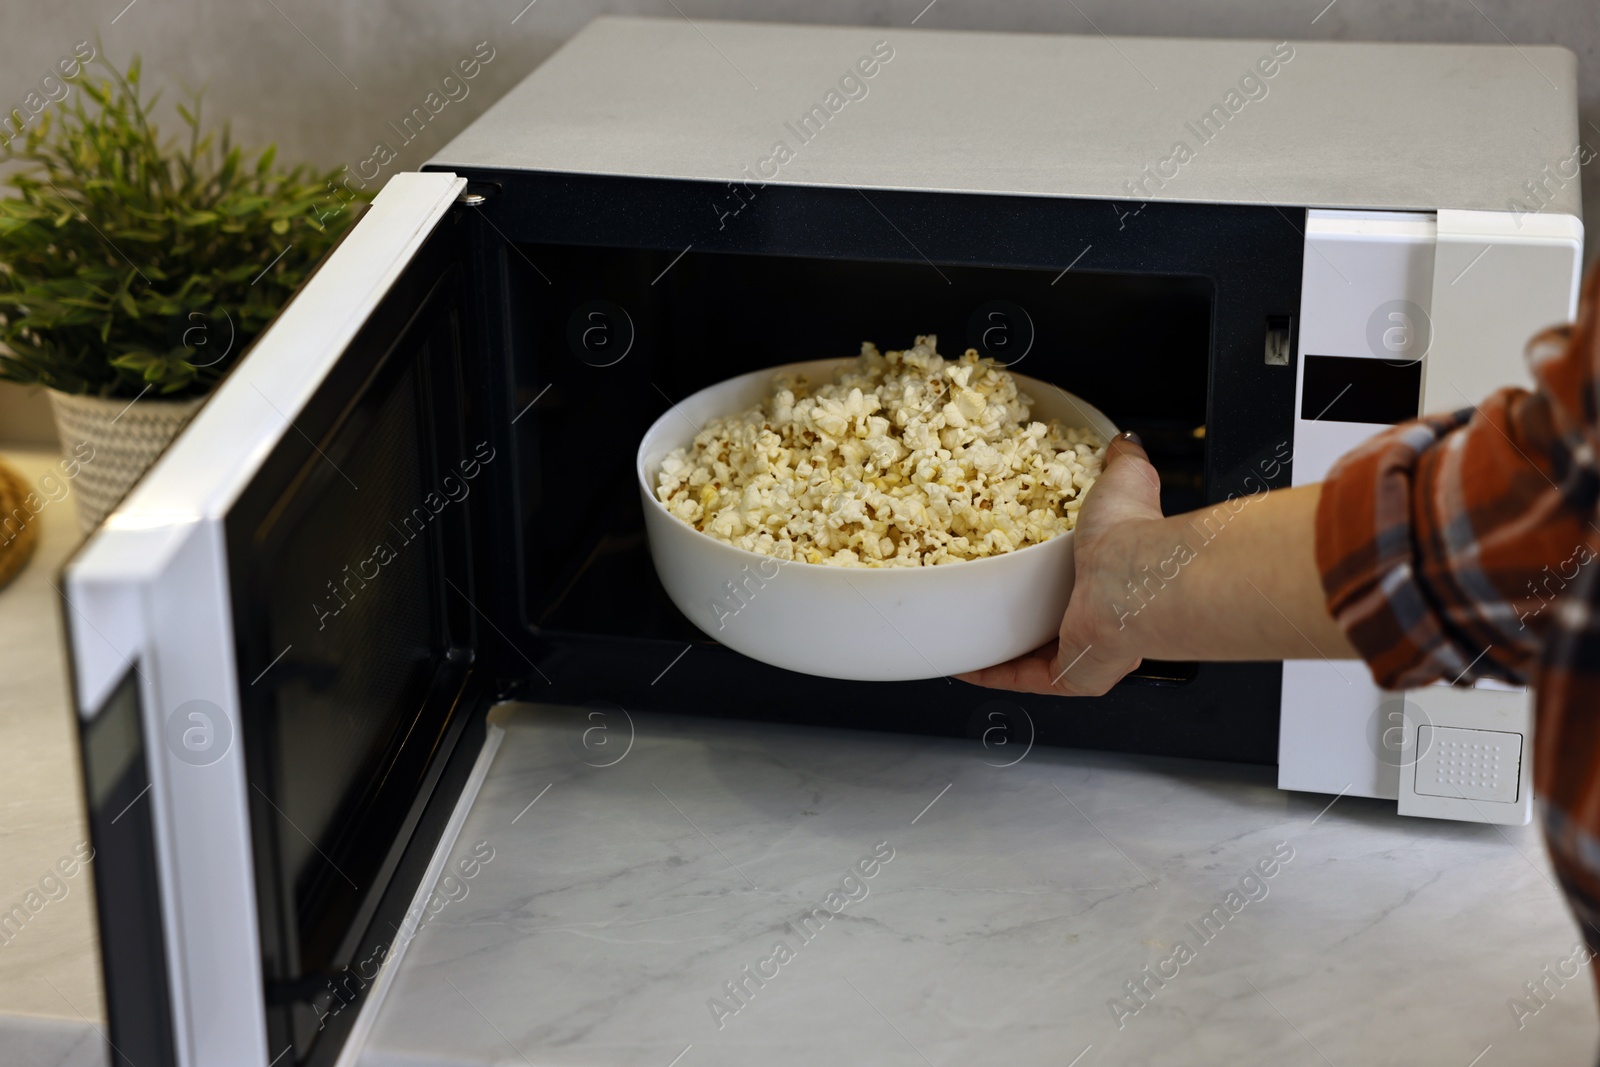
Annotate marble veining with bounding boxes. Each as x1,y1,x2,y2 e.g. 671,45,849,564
356,703,1599,1067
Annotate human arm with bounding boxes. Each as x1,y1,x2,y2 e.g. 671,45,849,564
957,434,1355,697
964,264,1600,699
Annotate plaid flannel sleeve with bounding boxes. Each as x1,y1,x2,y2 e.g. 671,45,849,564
1313,268,1600,693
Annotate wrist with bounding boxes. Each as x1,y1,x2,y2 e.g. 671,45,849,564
1066,515,1171,661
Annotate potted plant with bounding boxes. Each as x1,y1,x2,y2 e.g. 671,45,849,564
0,53,366,533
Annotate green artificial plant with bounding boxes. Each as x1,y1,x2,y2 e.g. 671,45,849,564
0,53,367,398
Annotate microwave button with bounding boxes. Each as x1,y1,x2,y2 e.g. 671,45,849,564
1413,726,1522,804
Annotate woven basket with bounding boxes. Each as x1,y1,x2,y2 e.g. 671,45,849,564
0,458,40,590
48,389,206,535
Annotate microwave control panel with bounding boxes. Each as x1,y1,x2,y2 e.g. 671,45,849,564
1277,207,1581,826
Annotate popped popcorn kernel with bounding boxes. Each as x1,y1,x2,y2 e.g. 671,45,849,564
654,336,1108,567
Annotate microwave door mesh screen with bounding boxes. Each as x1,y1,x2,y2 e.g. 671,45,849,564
246,351,448,986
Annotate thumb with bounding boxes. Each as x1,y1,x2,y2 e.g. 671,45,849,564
1082,430,1162,525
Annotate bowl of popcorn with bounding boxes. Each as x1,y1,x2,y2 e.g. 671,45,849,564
637,336,1116,681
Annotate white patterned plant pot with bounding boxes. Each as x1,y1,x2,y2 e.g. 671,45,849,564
47,389,207,535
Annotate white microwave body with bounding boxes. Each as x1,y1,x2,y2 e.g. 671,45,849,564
58,18,1582,1067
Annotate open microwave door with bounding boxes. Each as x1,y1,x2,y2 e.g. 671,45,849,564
61,172,496,1067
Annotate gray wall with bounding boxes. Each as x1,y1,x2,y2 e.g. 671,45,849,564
2,0,1596,443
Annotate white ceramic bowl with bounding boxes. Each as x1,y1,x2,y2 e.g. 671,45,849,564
636,359,1119,681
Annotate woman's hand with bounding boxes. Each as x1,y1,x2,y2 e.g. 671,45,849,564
958,432,1356,697
957,432,1163,696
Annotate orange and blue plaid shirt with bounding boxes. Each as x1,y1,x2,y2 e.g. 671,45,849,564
1317,265,1600,999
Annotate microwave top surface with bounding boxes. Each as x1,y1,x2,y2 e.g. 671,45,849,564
430,15,1581,219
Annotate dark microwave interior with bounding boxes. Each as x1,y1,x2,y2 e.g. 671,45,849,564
463,175,1303,771
515,248,1211,638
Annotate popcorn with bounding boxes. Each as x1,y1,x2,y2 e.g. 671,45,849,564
655,336,1108,567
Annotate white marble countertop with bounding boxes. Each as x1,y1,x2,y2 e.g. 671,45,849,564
0,449,105,1067
4,441,1597,1067
359,702,1599,1067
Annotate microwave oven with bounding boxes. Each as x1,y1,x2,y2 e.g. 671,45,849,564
59,17,1584,1067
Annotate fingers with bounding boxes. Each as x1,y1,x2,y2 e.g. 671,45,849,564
954,429,1157,699
1081,430,1163,523
1105,429,1149,465
956,640,1139,698
955,642,1059,695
